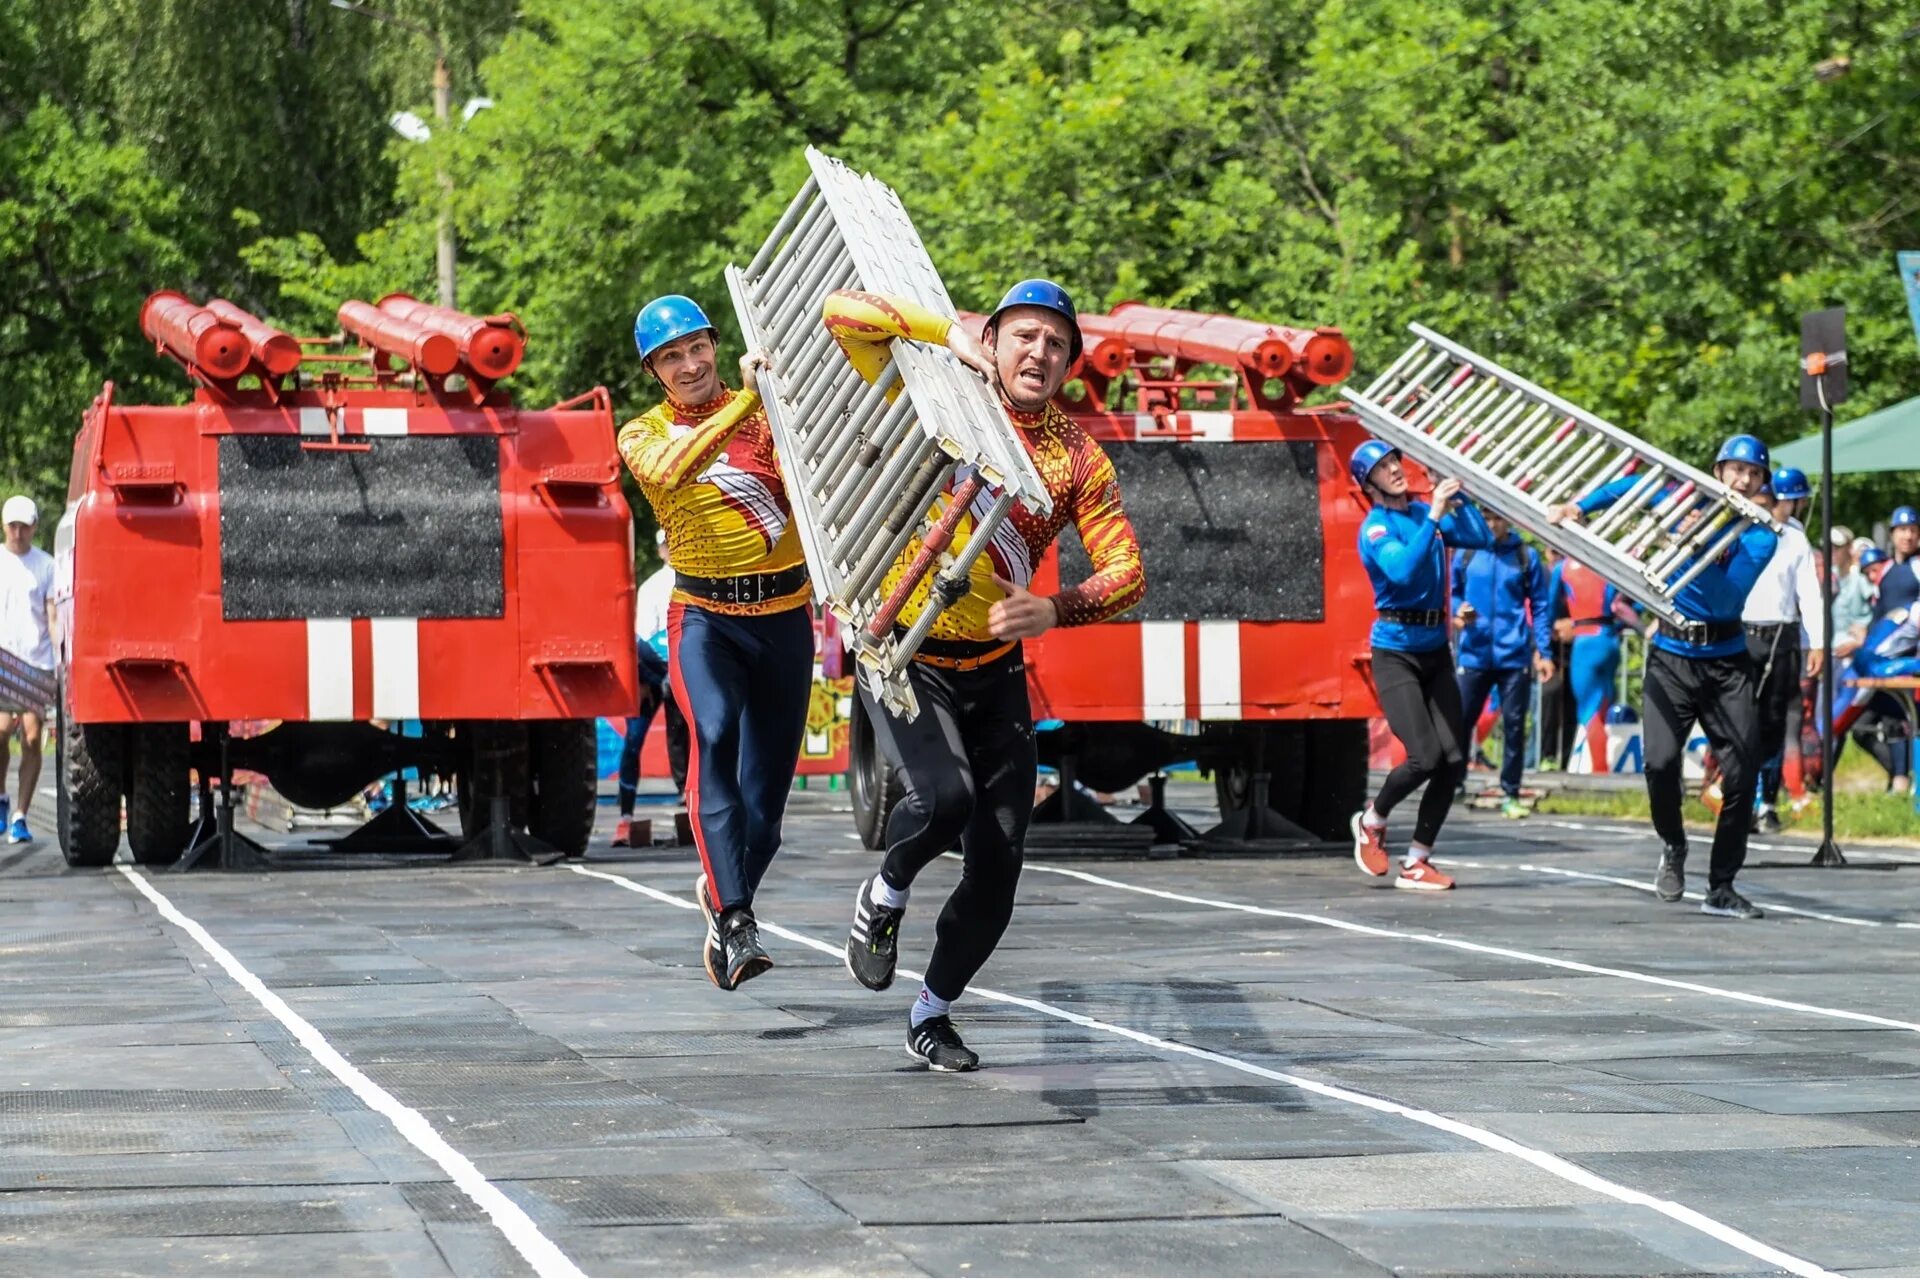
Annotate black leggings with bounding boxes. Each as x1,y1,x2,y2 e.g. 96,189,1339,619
1643,647,1760,888
1372,646,1467,847
861,648,1036,1002
1747,626,1799,806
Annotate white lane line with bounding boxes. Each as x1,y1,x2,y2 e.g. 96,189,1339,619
1016,863,1920,1034
1440,858,1920,929
567,864,1836,1279
117,867,585,1279
1525,817,1920,864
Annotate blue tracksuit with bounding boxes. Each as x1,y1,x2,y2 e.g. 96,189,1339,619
1359,499,1494,653
1576,476,1777,658
1873,560,1919,624
1452,535,1554,670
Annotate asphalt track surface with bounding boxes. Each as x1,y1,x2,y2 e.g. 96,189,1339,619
3,778,1918,1277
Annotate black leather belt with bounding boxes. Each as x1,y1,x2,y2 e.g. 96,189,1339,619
1745,621,1795,636
1379,608,1447,626
675,565,808,606
1657,619,1743,647
910,634,1012,662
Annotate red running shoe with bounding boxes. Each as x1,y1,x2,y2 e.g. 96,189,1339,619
1351,810,1390,878
1395,860,1454,891
611,817,634,848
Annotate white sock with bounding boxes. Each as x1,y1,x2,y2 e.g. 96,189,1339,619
909,988,951,1028
1362,805,1386,831
1404,842,1432,867
870,875,909,910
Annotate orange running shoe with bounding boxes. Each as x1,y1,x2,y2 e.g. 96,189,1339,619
1395,860,1454,891
611,817,634,848
1350,810,1390,877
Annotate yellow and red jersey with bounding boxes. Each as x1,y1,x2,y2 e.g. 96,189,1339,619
616,387,809,617
823,289,1146,655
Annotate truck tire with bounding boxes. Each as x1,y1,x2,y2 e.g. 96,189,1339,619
57,686,125,868
1212,723,1303,825
528,719,597,857
126,724,192,865
457,722,529,839
1295,719,1370,840
848,696,902,851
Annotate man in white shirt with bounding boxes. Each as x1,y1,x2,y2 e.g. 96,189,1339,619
613,530,676,847
1741,468,1825,831
0,496,57,845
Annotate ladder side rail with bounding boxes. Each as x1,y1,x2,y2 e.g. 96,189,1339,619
1406,323,1776,526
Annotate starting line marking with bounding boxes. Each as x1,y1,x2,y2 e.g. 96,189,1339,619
1017,861,1920,1034
117,867,585,1279
567,863,1837,1279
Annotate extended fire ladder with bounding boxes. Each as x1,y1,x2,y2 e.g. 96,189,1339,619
1342,324,1781,633
726,148,1052,719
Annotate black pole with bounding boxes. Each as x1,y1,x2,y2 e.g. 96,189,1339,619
1813,395,1846,866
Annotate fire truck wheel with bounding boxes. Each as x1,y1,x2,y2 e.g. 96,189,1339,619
527,720,597,856
848,696,903,851
56,687,126,868
1212,723,1304,828
457,722,529,839
126,724,192,865
1295,720,1370,841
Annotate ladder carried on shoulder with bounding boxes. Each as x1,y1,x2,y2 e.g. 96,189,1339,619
726,149,1053,720
1342,323,1781,633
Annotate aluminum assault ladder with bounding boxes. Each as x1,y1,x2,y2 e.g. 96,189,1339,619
1342,323,1780,632
726,148,1053,719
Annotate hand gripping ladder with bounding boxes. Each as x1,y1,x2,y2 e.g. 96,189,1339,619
726,148,1054,719
1342,324,1781,634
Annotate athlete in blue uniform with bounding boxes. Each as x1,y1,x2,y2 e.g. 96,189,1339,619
1549,434,1778,919
1348,440,1493,891
1832,600,1919,790
1870,505,1919,624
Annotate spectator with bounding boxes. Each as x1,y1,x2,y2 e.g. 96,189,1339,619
1872,506,1919,623
1835,542,1885,648
1451,514,1555,818
0,496,56,845
1827,526,1855,587
612,530,674,848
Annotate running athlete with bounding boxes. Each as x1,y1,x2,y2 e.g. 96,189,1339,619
617,295,814,991
1870,505,1918,623
1450,513,1554,817
1349,441,1494,891
826,281,1145,1073
1740,466,1825,832
1549,434,1778,920
1549,558,1637,773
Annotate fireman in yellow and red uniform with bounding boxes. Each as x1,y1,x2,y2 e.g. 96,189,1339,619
829,280,1145,1072
617,295,811,993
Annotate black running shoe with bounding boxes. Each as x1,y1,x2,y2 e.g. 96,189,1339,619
696,873,734,990
1700,884,1764,920
906,1014,979,1072
847,876,905,991
1655,845,1686,903
720,908,774,987
1754,806,1783,834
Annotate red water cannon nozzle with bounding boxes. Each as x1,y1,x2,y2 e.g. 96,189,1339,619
376,294,527,382
338,299,460,377
1092,302,1355,410
205,299,303,377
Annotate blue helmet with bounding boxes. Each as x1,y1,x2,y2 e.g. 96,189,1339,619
1349,439,1401,490
987,278,1082,362
633,294,715,361
1770,466,1811,501
1859,546,1890,570
1892,505,1919,529
1714,433,1770,470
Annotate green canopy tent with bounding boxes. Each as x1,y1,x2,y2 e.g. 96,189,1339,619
1774,394,1920,474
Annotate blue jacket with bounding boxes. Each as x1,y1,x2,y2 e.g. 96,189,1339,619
1451,534,1554,670
1359,498,1494,654
1872,560,1919,624
1577,475,1777,659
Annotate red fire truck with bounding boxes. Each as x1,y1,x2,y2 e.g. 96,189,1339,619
847,304,1384,849
53,292,636,867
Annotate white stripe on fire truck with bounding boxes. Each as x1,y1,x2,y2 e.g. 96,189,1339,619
1138,622,1187,720
306,618,355,721
1196,620,1241,719
370,617,421,720
1187,411,1233,441
298,406,332,436
362,408,409,436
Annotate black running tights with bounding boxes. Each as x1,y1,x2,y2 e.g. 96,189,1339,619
1372,646,1468,848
